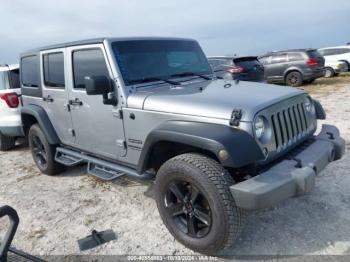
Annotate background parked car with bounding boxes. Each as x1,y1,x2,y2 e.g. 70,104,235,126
0,64,21,150
208,56,265,82
258,49,325,87
324,59,347,78
318,46,350,72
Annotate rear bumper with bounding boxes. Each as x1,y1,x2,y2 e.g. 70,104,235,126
230,124,345,210
304,68,325,80
0,126,23,137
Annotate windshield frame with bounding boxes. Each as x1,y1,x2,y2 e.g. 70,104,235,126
111,39,213,86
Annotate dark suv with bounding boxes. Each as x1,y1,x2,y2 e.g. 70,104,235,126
258,49,325,87
208,56,264,82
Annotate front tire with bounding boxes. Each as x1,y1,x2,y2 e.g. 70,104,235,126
0,132,16,151
155,153,245,255
285,71,303,87
28,124,64,175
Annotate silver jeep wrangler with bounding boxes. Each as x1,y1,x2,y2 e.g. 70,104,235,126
20,37,345,254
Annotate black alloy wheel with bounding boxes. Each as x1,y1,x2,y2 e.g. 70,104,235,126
165,180,212,238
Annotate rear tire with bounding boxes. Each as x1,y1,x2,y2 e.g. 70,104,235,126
28,124,64,175
0,132,16,151
155,153,245,255
324,67,335,78
285,71,303,87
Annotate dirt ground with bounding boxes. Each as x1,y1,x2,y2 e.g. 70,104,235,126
0,74,349,258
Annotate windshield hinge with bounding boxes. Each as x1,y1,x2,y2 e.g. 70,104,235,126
229,109,242,127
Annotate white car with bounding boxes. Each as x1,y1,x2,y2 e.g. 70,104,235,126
0,64,22,150
318,45,350,72
324,59,347,77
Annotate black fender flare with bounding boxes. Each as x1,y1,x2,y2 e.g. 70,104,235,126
313,99,326,120
137,121,265,174
21,105,61,145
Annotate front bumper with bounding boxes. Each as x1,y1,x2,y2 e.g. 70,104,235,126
230,124,345,210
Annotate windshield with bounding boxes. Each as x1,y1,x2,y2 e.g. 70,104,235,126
112,40,212,85
234,57,261,69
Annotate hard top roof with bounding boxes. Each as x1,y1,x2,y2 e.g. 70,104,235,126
22,37,196,55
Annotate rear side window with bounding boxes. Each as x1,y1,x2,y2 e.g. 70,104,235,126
319,48,350,56
288,53,304,61
72,49,109,89
9,69,20,89
43,52,65,88
271,54,287,64
21,56,39,87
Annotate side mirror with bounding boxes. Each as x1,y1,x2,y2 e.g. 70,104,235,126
85,75,111,96
84,76,118,106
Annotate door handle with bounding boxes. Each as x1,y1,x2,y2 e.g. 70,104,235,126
69,98,83,106
42,95,54,102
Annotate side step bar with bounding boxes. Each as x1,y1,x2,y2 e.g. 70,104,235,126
55,147,154,181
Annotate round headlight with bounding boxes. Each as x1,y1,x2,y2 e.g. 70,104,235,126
254,116,265,139
304,97,313,112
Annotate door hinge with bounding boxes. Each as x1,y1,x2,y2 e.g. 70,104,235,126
64,103,71,112
68,128,75,137
112,109,123,119
116,139,126,149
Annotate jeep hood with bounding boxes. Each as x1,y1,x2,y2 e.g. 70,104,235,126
127,79,306,122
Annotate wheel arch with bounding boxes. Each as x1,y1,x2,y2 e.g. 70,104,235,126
137,121,265,174
21,105,60,145
283,68,303,81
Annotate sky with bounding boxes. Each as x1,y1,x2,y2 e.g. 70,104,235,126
1,0,350,63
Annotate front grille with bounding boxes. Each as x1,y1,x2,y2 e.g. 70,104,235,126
270,102,310,150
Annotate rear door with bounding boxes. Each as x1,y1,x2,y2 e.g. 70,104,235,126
41,49,75,146
264,54,288,82
66,44,126,160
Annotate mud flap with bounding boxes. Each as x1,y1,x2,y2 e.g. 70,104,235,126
78,230,117,251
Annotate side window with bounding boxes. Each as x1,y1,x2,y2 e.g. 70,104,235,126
72,49,109,89
21,56,39,87
288,53,304,61
43,52,65,88
271,54,287,64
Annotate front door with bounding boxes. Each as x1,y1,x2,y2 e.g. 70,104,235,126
41,48,75,146
66,44,126,160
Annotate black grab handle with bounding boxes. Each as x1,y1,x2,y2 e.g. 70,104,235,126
0,206,19,262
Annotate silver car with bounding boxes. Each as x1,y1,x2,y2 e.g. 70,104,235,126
19,37,345,255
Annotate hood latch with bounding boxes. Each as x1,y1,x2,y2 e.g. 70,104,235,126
230,109,242,127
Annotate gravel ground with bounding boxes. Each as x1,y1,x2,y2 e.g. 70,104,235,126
0,78,349,259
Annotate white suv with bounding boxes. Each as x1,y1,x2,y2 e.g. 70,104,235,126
318,45,350,72
0,64,22,150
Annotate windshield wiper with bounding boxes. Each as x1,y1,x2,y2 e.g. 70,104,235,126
170,72,213,80
128,77,179,86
